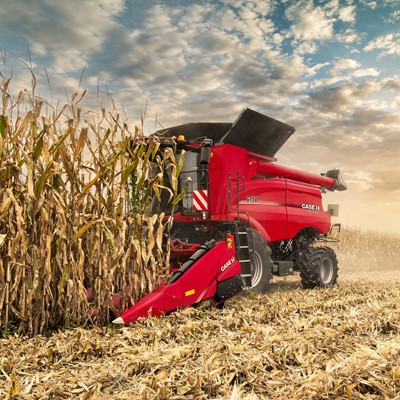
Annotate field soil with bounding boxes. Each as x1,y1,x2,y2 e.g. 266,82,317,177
1,229,400,400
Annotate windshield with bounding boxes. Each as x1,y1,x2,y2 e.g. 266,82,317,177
149,161,175,216
150,149,207,216
179,151,199,214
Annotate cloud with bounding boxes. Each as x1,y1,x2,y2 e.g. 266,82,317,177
0,0,125,73
336,29,362,44
364,33,400,56
353,68,380,78
286,1,335,41
189,30,235,55
373,170,400,192
305,62,330,77
81,1,316,126
338,5,356,22
305,78,398,116
346,170,374,190
295,41,318,55
387,10,400,23
329,58,380,78
332,58,360,71
360,1,377,9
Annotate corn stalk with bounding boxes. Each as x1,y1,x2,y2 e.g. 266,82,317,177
0,77,176,336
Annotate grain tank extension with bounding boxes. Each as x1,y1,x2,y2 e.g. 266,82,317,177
113,108,347,324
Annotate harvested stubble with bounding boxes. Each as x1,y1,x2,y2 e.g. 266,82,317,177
1,280,400,400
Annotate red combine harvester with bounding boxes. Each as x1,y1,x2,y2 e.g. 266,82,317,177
113,109,347,324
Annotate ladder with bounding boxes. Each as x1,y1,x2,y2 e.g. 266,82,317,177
235,226,253,288
228,172,253,288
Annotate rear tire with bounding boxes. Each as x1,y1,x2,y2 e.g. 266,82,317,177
300,246,338,289
248,229,272,293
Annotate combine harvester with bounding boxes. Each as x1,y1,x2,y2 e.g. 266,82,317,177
113,109,347,324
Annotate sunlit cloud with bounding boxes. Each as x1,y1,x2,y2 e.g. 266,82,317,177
364,33,400,57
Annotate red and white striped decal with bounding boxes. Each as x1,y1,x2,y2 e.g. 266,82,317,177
192,190,208,211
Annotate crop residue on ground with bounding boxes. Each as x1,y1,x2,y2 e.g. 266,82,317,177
1,279,400,400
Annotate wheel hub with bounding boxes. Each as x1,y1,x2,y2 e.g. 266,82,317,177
320,257,334,284
250,251,263,287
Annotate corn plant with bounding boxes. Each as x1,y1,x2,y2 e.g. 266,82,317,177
0,76,178,336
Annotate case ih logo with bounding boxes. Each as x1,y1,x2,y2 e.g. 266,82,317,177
302,203,320,211
221,256,235,272
193,190,208,211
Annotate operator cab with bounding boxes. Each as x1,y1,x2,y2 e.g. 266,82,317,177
150,137,211,218
150,108,295,219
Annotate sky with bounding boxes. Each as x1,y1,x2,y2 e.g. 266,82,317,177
1,0,400,234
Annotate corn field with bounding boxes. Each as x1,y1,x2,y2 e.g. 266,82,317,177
0,76,179,336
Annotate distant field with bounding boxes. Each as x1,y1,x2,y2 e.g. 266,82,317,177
331,227,400,281
270,226,400,289
1,227,400,399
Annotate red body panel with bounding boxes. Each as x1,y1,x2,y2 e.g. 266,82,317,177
173,143,334,242
117,240,241,324
238,179,287,242
255,161,336,189
286,180,331,237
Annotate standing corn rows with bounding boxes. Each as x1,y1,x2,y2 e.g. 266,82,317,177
0,77,177,336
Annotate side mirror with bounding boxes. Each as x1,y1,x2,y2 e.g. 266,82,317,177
200,146,211,165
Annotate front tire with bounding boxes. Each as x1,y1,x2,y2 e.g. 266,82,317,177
248,229,272,293
300,246,338,289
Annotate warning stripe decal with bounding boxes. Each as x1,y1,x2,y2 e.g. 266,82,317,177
193,190,208,211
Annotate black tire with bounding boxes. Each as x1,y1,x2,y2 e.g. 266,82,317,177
248,229,272,293
300,246,338,289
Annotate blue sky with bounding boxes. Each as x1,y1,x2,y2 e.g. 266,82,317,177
1,0,400,233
